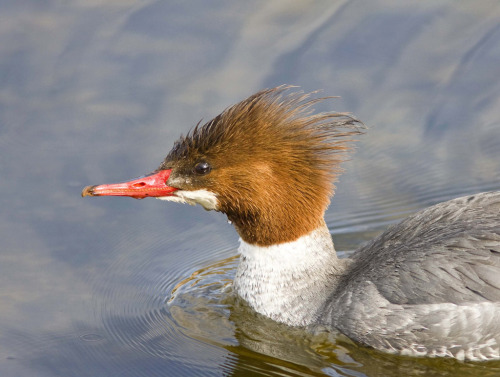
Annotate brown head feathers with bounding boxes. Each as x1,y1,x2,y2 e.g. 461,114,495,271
159,86,363,246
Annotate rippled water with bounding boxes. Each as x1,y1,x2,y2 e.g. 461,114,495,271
1,1,500,376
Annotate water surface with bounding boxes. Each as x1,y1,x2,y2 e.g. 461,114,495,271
1,1,500,376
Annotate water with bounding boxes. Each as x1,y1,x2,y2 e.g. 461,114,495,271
1,1,500,376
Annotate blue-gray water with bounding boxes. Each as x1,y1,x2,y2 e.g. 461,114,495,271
1,1,500,376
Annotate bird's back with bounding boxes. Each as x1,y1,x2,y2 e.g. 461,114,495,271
321,191,500,360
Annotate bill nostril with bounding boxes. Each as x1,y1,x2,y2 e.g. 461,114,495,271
132,182,146,188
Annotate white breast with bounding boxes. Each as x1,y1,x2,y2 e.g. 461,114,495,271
233,225,343,326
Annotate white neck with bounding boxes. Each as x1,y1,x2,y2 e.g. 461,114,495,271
233,224,346,326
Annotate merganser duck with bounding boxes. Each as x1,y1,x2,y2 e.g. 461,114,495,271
82,86,500,361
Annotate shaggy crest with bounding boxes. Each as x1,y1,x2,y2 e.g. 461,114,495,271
160,86,363,245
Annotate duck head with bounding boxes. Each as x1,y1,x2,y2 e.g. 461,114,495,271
82,86,362,246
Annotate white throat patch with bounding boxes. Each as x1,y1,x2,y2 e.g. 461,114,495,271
157,189,219,211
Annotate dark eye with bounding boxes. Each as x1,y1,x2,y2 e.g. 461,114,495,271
194,161,211,175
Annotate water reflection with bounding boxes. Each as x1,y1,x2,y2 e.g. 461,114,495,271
1,0,500,376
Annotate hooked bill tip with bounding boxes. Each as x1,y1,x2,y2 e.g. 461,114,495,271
81,185,97,197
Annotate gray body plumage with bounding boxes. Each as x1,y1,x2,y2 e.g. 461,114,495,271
320,191,500,360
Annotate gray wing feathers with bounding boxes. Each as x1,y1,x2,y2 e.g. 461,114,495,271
325,192,500,359
347,192,500,305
